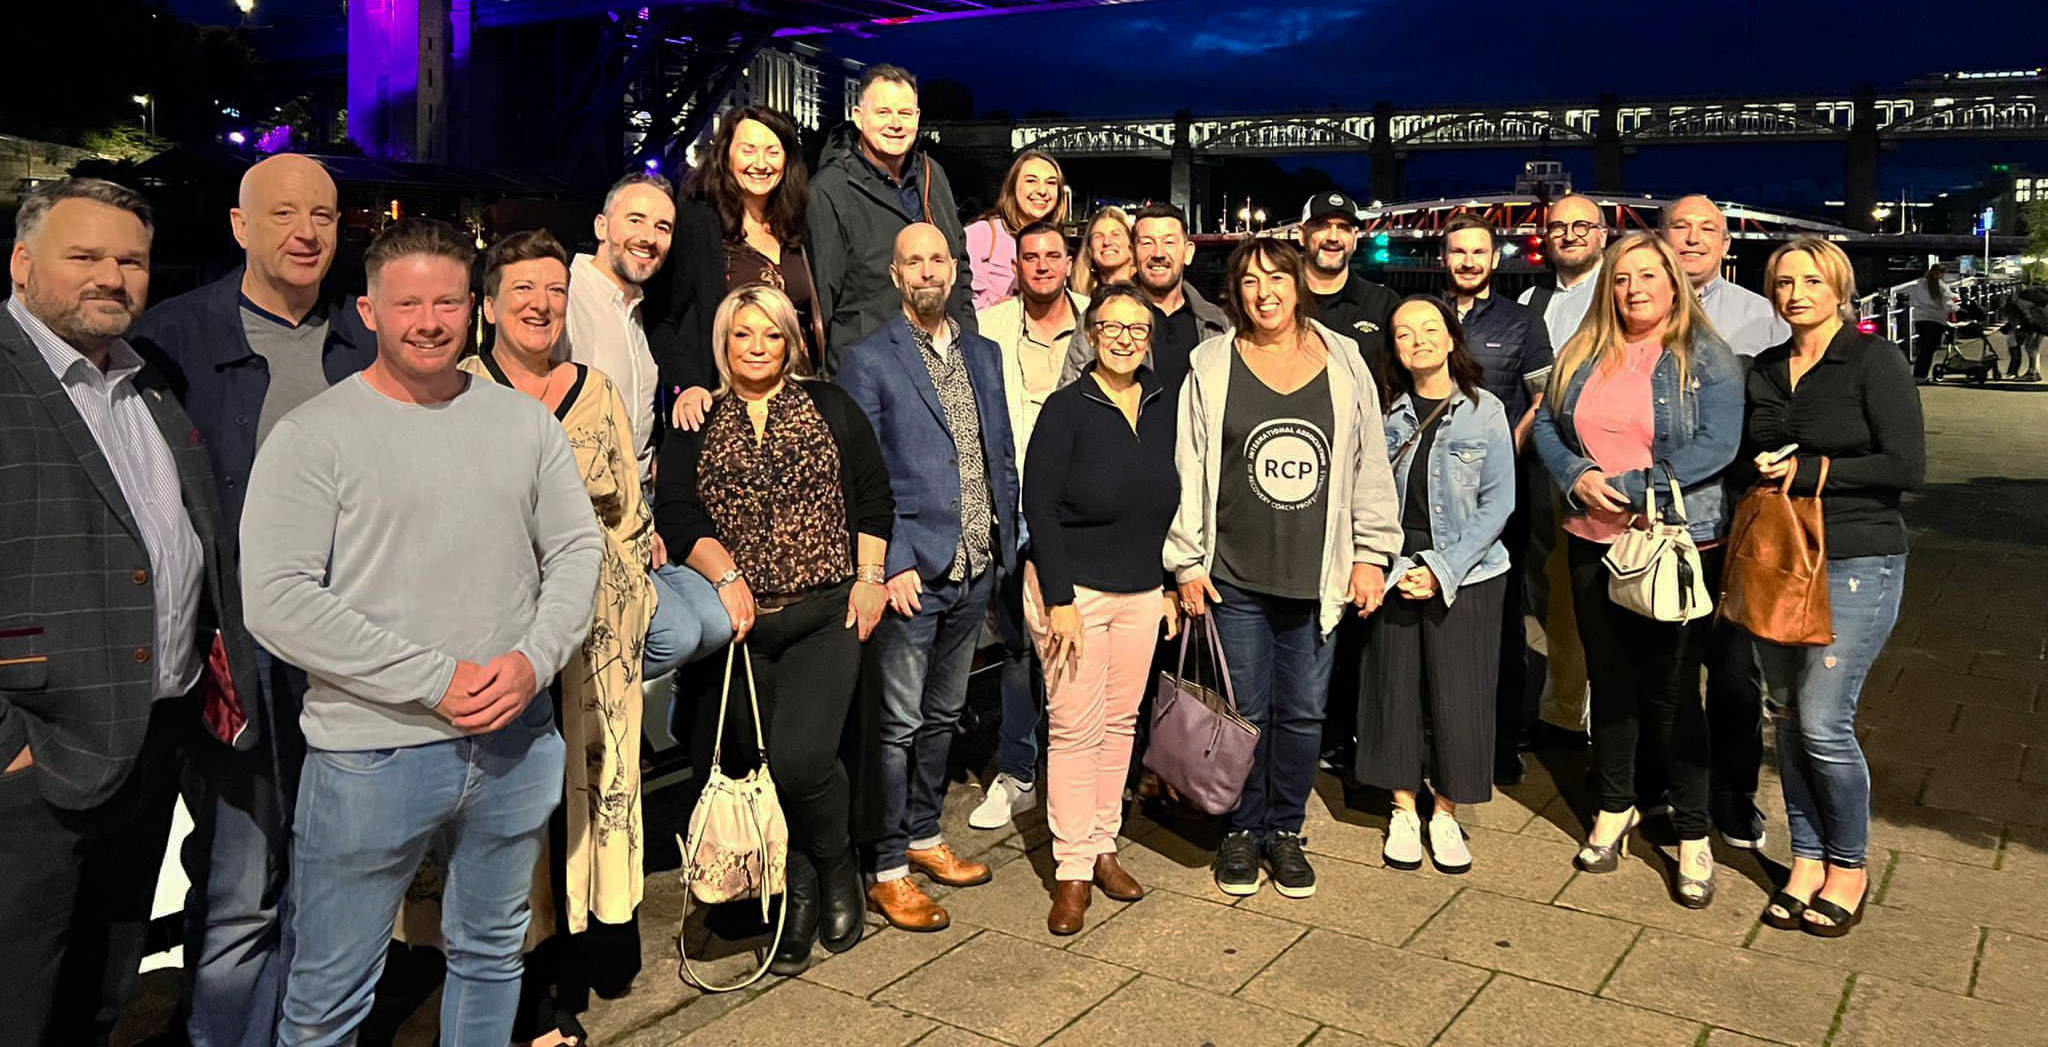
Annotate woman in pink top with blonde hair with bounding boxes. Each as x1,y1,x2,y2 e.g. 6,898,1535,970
1529,232,1743,909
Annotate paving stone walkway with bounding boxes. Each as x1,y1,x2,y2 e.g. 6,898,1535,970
567,384,2048,1047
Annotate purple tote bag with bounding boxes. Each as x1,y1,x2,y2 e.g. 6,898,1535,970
1142,616,1259,816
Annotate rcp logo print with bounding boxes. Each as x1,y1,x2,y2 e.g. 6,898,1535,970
1244,418,1330,510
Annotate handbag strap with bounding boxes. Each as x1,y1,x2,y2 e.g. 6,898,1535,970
1388,396,1453,472
676,793,788,992
1170,614,1239,713
707,641,764,773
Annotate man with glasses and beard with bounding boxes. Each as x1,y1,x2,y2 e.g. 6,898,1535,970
1440,214,1553,786
1060,202,1226,393
1520,194,1608,350
1299,191,1400,383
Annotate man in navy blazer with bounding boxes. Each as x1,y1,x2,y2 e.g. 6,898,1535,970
837,223,1019,932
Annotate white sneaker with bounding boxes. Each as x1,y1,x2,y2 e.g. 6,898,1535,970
1428,812,1472,874
968,773,1037,830
1383,809,1423,870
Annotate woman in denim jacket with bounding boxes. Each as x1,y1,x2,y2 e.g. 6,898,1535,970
1530,233,1742,908
1356,296,1515,875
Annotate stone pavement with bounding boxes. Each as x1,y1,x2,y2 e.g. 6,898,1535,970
114,383,2048,1047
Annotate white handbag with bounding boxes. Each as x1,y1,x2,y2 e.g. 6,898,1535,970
676,642,787,992
1602,467,1713,623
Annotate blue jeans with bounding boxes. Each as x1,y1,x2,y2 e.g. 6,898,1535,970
281,710,564,1047
1758,553,1906,868
995,566,1041,784
1209,581,1337,837
870,569,996,877
646,563,733,680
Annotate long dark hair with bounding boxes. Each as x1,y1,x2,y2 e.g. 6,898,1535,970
1385,294,1485,408
686,105,808,246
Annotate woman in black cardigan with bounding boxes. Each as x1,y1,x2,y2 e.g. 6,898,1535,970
654,285,893,976
648,105,824,428
1742,237,1924,940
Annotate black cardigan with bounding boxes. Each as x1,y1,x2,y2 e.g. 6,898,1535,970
1023,365,1179,605
654,379,894,570
645,198,728,395
1741,327,1925,559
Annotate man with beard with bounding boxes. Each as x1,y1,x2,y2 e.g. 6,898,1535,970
839,223,1020,932
1440,214,1553,786
1298,191,1400,382
812,65,976,374
128,153,375,1047
1657,194,1787,851
0,178,262,1043
1515,193,1607,753
1059,202,1226,392
240,219,602,1045
967,221,1085,831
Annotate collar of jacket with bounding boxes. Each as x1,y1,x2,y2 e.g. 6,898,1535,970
1074,359,1163,407
1386,387,1478,423
196,266,356,369
1177,281,1229,332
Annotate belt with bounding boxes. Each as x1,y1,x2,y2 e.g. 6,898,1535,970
755,579,851,611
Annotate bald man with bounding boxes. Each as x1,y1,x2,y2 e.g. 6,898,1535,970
1660,195,1791,358
130,153,376,1047
837,223,1020,932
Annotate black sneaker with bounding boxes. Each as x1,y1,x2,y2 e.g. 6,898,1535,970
1493,751,1527,787
1713,797,1768,851
1527,720,1591,751
1214,830,1265,896
1264,833,1318,899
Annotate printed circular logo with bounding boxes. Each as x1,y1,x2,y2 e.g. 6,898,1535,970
1244,418,1330,510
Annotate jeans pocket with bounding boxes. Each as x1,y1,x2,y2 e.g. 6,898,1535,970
318,747,404,774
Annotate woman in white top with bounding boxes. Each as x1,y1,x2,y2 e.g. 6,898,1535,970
1906,262,1959,380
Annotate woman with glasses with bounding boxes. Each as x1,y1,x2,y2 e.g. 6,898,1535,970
1023,283,1181,935
1070,206,1135,296
1167,238,1402,901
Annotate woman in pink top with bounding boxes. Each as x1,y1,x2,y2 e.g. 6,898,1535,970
1530,233,1743,910
966,150,1068,310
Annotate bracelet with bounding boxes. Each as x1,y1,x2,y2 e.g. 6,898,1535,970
856,565,886,585
713,568,743,591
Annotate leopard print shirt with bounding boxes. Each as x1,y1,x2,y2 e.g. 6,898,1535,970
696,383,852,597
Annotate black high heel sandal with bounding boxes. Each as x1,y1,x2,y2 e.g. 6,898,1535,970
1802,888,1868,939
1760,890,1810,931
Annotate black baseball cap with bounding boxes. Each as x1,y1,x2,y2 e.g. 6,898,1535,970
1301,191,1360,225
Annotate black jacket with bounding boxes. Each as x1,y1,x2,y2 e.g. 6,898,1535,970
645,198,730,395
1742,328,1925,559
1457,293,1553,422
1024,365,1179,605
0,310,263,809
807,124,977,375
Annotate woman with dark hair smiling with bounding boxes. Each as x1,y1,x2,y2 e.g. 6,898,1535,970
1167,237,1402,901
1356,295,1514,875
966,149,1068,310
650,105,823,421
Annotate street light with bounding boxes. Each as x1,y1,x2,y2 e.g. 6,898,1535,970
235,0,255,13
132,94,154,136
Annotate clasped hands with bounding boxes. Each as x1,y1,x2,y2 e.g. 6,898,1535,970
434,652,539,734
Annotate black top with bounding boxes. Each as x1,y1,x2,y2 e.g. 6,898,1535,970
1150,303,1202,393
1023,365,1179,605
654,379,895,565
1741,327,1925,559
1213,349,1334,600
1400,394,1448,556
1312,274,1401,390
1456,293,1553,422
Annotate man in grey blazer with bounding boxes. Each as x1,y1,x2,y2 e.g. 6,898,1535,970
0,178,262,1044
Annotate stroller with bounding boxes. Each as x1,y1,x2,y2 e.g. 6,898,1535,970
1929,302,2005,385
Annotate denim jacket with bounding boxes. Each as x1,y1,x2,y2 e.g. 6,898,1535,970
1383,388,1514,605
1531,327,1743,544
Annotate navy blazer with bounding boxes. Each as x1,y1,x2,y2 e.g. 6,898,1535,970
836,315,1020,583
129,268,377,547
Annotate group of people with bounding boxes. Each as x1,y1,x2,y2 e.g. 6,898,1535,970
0,58,1929,1047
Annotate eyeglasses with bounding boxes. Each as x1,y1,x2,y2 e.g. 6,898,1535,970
1544,220,1601,240
1093,321,1152,342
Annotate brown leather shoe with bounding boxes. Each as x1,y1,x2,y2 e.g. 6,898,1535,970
907,843,992,887
1093,853,1145,902
867,878,950,932
1047,880,1091,935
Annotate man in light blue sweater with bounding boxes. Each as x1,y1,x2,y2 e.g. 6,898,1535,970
239,219,602,1047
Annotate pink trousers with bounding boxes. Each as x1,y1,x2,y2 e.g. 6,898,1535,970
1023,566,1165,881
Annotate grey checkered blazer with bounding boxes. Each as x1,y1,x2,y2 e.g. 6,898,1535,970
0,307,262,810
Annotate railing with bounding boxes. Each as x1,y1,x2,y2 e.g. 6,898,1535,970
1857,275,2021,353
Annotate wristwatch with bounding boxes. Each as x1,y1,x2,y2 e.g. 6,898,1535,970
712,568,744,591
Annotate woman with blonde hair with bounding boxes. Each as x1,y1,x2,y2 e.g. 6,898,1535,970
1070,205,1136,295
1529,231,1742,908
966,149,1069,309
1744,237,1923,938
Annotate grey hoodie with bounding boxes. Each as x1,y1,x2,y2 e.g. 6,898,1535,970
808,123,977,376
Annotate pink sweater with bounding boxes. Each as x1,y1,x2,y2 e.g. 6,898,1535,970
1565,339,1662,543
966,218,1018,311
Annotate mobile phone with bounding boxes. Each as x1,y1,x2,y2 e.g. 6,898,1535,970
1763,443,1799,465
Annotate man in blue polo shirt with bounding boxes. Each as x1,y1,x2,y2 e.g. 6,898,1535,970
1439,213,1553,786
129,152,376,1047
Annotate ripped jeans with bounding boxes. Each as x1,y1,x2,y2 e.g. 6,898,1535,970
1757,554,1906,868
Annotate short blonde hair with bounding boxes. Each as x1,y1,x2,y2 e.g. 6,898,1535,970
710,284,808,394
1764,237,1859,325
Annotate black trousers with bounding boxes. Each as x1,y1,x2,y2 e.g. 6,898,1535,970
1495,454,1553,759
1355,574,1506,805
1912,321,1947,378
1567,537,1714,839
0,696,188,1047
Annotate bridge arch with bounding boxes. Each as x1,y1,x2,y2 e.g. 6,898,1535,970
1195,116,1372,154
1625,105,1842,142
1394,110,1592,148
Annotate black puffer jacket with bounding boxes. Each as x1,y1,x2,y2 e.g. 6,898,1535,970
806,123,977,375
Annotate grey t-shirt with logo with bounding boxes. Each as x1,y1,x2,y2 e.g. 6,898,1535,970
1213,348,1333,601
241,300,333,449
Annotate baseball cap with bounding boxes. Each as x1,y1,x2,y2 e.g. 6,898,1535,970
1301,191,1360,225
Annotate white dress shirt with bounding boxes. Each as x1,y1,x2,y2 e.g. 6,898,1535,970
1698,276,1792,358
562,252,659,482
1518,262,1602,349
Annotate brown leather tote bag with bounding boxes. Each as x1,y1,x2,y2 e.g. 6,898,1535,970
1720,457,1834,646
